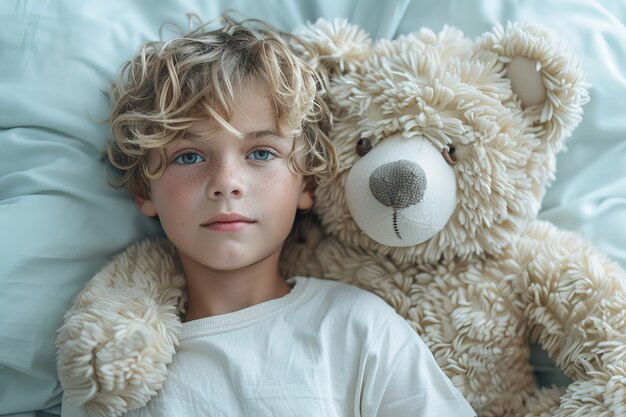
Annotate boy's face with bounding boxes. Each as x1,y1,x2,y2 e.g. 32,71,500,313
135,83,313,273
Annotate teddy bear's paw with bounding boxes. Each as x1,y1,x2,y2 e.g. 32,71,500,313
553,372,626,417
57,301,181,417
56,238,185,416
292,18,371,83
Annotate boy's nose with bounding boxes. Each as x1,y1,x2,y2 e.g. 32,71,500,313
211,188,241,198
206,161,244,200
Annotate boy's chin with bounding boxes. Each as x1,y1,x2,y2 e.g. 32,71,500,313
176,245,281,274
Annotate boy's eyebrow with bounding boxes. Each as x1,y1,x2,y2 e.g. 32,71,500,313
242,130,281,140
182,129,281,141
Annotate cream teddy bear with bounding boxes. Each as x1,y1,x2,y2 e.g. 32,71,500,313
280,19,626,416
56,19,626,417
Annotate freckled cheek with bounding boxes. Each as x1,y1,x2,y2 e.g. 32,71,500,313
251,168,304,219
252,166,300,195
152,174,204,221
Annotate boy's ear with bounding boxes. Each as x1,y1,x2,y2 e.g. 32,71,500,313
133,194,158,218
297,177,315,211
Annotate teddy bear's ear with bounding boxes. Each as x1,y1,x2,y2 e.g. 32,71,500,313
291,18,372,89
476,22,590,150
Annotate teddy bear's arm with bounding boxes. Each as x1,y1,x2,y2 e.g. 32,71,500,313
514,219,626,415
56,238,186,417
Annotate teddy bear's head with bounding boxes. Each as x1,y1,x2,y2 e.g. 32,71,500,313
294,20,589,264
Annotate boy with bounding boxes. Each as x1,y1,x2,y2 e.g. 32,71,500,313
64,16,476,417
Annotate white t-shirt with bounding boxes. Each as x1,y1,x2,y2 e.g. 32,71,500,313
63,277,475,417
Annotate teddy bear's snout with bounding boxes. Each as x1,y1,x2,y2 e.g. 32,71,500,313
369,160,427,209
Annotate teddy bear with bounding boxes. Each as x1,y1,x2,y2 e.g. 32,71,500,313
279,19,626,416
56,19,626,417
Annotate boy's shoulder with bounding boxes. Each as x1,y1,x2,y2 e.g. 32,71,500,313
294,276,405,329
297,276,390,304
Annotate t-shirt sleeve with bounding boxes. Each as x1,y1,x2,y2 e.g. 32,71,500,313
359,304,476,417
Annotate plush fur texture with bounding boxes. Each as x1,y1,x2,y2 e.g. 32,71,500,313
56,19,626,417
57,238,186,416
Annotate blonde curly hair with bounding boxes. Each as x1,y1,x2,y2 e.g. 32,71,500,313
108,16,337,198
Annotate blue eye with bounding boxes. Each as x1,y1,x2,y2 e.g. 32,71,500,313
248,149,275,161
174,152,205,165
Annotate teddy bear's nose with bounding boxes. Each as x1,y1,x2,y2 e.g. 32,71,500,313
369,160,427,209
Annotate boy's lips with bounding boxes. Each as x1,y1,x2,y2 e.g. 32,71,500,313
201,213,255,232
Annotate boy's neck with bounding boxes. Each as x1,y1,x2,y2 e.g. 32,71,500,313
179,249,292,322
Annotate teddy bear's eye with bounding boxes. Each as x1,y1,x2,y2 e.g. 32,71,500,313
356,138,372,157
442,147,457,165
